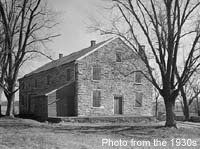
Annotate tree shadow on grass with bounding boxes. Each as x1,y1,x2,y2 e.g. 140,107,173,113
51,125,174,141
52,125,165,135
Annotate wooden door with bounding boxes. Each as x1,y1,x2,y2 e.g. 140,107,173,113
114,96,123,114
56,96,75,116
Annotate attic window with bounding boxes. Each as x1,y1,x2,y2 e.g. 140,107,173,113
135,71,142,83
116,52,122,62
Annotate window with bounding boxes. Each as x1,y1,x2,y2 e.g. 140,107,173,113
34,79,37,88
114,96,123,114
47,75,50,85
135,92,143,107
93,66,101,80
135,71,142,83
116,52,122,62
66,69,71,81
93,90,101,107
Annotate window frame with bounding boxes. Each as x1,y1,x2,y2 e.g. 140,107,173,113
135,91,143,107
116,52,122,62
92,90,102,108
92,65,101,81
135,71,142,84
113,95,123,114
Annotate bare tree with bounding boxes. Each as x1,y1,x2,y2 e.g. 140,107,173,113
0,0,59,116
0,15,7,116
180,74,200,120
89,0,200,127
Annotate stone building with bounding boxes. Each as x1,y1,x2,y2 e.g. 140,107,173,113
19,37,153,119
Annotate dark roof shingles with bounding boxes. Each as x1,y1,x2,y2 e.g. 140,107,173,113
25,39,110,77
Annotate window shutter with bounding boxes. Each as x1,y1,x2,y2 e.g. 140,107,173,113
135,71,142,83
116,52,122,62
93,90,101,107
135,92,142,107
93,66,101,80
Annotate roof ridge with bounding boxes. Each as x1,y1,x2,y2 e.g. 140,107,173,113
22,37,115,78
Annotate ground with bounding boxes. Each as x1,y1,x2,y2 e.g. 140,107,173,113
0,118,200,149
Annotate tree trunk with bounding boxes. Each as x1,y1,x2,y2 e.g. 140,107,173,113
6,94,15,117
12,97,15,115
180,87,190,121
164,98,177,127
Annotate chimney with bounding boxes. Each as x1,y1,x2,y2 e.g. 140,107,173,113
90,40,96,47
59,53,63,59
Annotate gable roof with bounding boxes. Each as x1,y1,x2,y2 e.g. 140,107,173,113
24,37,115,77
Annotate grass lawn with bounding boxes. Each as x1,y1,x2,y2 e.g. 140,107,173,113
0,118,199,149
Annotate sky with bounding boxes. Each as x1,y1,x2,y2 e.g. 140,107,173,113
22,0,107,76
2,0,199,102
47,0,103,54
2,0,109,101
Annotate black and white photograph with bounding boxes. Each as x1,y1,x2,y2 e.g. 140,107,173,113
0,0,200,148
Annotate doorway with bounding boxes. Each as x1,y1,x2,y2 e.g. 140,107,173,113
114,96,123,114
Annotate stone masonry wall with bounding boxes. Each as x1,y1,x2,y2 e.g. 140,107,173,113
34,95,48,118
19,62,75,115
76,38,153,116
